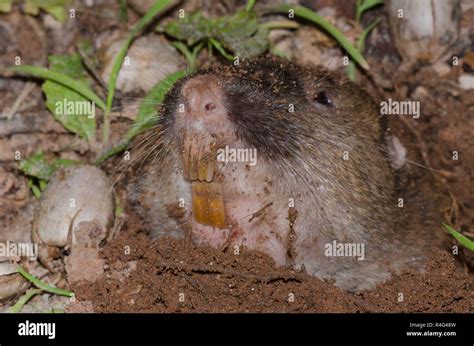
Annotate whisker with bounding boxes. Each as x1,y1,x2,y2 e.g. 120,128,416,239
109,127,166,186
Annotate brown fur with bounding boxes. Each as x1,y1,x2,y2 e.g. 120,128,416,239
129,57,448,291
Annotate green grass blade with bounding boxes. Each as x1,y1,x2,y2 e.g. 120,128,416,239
171,41,202,72
246,0,256,12
443,223,474,252
95,69,186,165
209,38,234,61
260,20,300,30
11,65,106,110
267,5,369,70
104,0,173,143
356,18,380,50
8,288,43,313
172,42,194,66
131,69,187,139
348,19,380,80
27,178,43,199
356,0,384,22
347,61,356,81
16,265,74,297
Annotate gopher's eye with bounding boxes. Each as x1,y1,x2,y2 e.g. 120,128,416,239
314,91,332,106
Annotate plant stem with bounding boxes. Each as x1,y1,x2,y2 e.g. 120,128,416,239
95,69,186,165
171,41,203,72
16,265,74,297
264,5,370,70
11,66,106,110
260,20,300,30
103,0,172,144
209,38,234,61
348,18,380,80
246,0,256,12
8,288,43,313
443,223,474,252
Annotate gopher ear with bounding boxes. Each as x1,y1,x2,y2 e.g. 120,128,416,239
387,135,407,169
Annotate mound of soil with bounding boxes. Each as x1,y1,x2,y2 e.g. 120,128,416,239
71,224,473,313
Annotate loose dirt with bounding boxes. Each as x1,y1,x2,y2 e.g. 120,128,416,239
70,215,473,313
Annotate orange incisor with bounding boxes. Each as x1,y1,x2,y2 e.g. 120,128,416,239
192,181,226,229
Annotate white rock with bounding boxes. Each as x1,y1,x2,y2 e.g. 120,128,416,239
458,74,474,90
99,35,185,94
33,165,114,249
387,0,461,63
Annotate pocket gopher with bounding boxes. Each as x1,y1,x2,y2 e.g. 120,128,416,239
131,58,446,291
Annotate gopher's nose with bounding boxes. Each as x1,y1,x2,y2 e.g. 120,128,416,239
182,75,221,116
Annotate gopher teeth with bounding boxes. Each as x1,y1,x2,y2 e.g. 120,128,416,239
182,136,226,228
191,181,226,229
